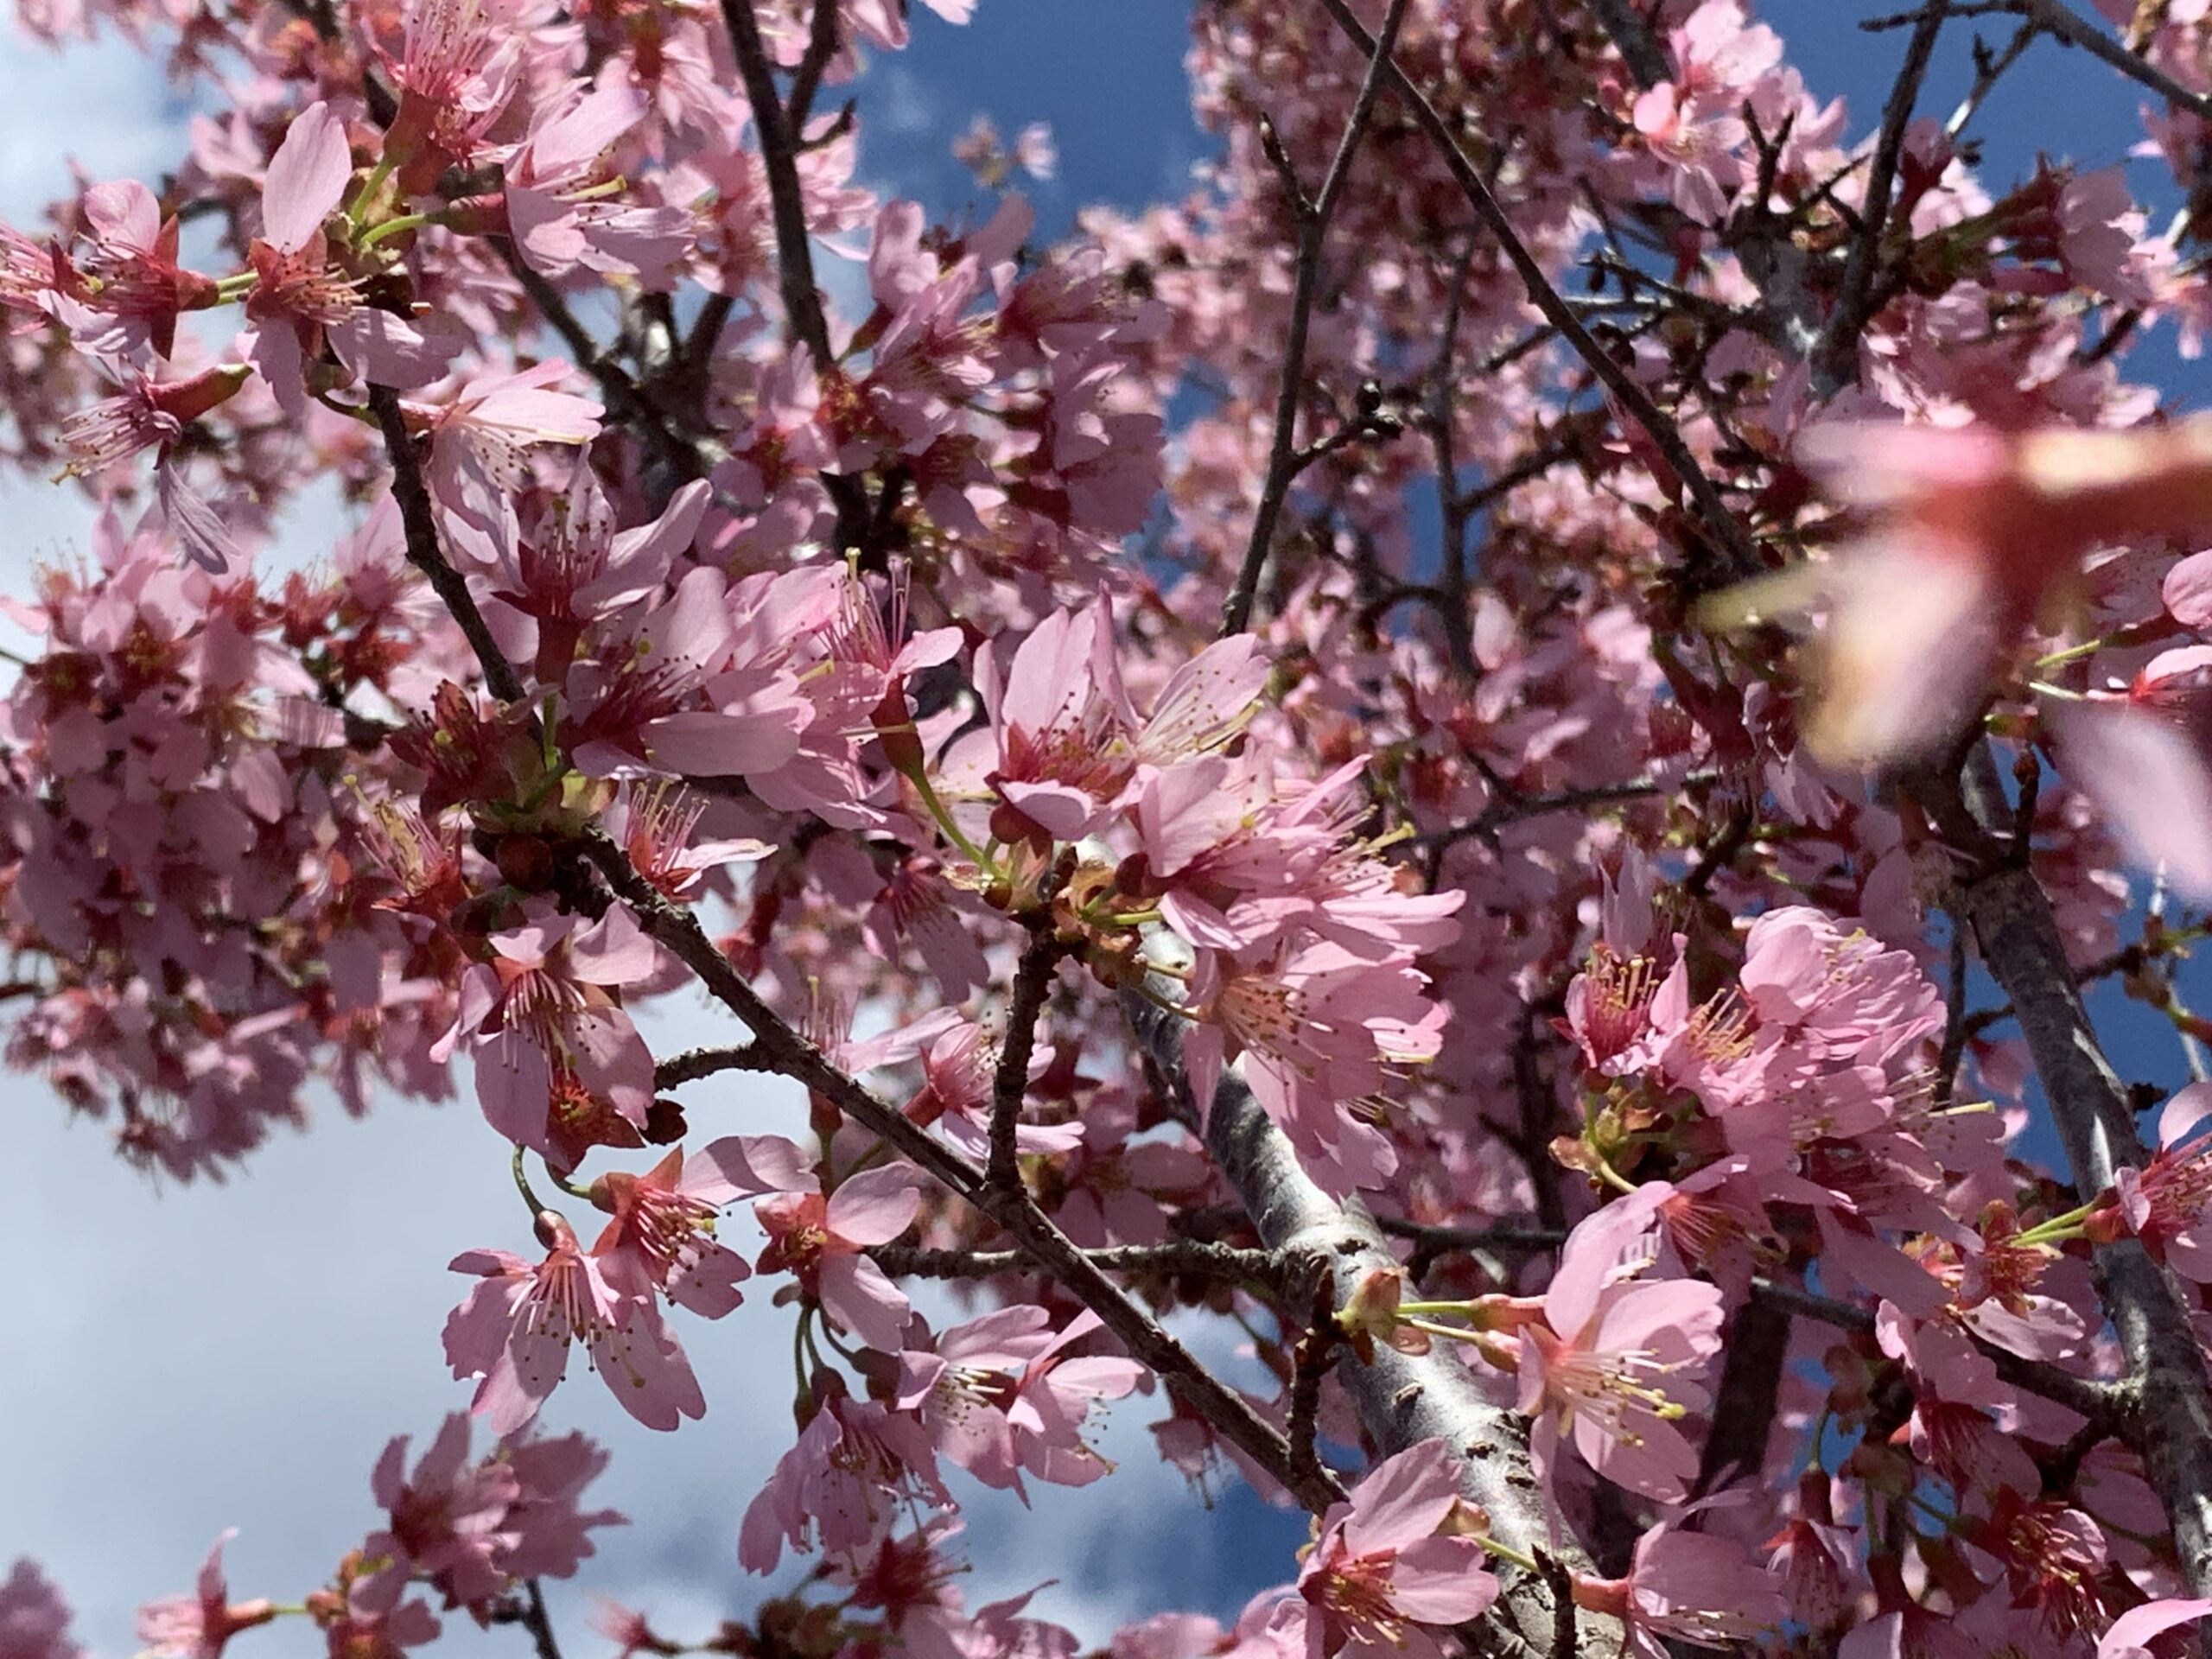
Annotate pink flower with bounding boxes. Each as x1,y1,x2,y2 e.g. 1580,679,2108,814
1516,1205,1724,1501
0,1563,79,1659
443,1211,706,1433
1289,1440,1498,1659
498,1430,625,1582
1182,942,1448,1193
897,1306,1057,1490
432,901,659,1162
755,1160,923,1351
65,179,218,359
359,1418,619,1612
2109,1083,2212,1280
1007,1311,1147,1488
362,1416,519,1611
737,1388,947,1573
410,361,604,522
312,1584,438,1659
903,1019,1078,1160
505,82,693,286
58,363,249,477
556,567,812,781
137,1533,275,1659
378,0,520,192
587,1141,758,1317
478,459,709,684
242,104,453,411
961,598,1134,845
1572,1511,1788,1656
1713,418,2212,765
2100,1600,2212,1659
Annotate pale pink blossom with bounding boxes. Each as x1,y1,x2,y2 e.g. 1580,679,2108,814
1287,1440,1498,1659
443,1211,705,1433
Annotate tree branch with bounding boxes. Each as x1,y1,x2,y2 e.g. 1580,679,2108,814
1962,865,2212,1592
1813,4,1946,391
367,386,524,705
2010,0,2212,122
653,1042,774,1088
1315,0,1764,584
577,829,1338,1512
989,925,1063,1192
872,1240,1287,1292
1220,0,1413,637
1121,980,1616,1659
1749,1274,2129,1426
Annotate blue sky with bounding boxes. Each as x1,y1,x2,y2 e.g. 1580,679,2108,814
8,2,2212,1654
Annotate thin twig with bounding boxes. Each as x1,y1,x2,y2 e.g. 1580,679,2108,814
719,0,873,548
1413,769,1713,854
785,0,841,130
1315,0,1763,582
1749,1275,2127,1424
655,1042,774,1088
989,925,1063,1192
2011,0,2212,122
1220,0,1413,637
874,1241,1287,1291
367,386,524,704
1814,3,1946,391
573,828,1342,1513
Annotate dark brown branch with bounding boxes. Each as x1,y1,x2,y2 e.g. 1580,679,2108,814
1950,925,2212,1050
989,926,1063,1192
785,0,841,130
1750,1274,2128,1426
1371,1216,1567,1253
1813,4,1946,390
1412,770,1707,854
1220,0,1412,638
2011,0,2212,121
718,0,872,548
1962,865,2212,1592
719,0,836,363
1316,0,1763,583
873,1241,1287,1291
488,1580,563,1659
582,830,1338,1512
367,386,524,704
497,246,711,484
1287,1290,1341,1495
1581,0,1676,88
654,1042,774,1088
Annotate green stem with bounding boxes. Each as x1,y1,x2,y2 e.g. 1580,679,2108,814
1473,1533,1541,1573
902,760,995,873
511,1144,552,1217
358,210,439,251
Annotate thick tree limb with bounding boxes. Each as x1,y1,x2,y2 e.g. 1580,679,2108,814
1121,983,1617,1659
1963,866,2212,1592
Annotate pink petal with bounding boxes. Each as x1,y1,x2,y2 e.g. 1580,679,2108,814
826,1165,924,1245
262,102,353,253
